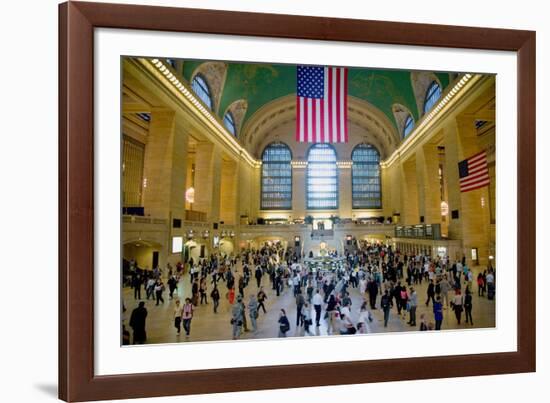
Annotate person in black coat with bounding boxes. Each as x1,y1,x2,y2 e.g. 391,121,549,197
132,274,142,300
255,266,263,288
367,279,378,309
426,280,436,306
129,301,147,344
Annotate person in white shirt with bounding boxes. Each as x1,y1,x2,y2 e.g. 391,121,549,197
312,290,323,327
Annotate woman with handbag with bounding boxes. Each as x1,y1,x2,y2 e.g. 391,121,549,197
451,288,464,324
278,309,290,337
181,298,194,338
231,296,244,340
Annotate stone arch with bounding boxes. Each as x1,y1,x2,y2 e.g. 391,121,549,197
222,99,248,138
410,71,442,117
392,103,415,138
241,95,399,161
191,62,228,114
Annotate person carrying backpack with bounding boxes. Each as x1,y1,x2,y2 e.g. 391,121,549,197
464,288,474,325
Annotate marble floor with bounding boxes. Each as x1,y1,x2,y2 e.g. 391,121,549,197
122,264,495,345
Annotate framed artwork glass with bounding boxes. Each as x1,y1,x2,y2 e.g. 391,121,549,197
59,1,535,401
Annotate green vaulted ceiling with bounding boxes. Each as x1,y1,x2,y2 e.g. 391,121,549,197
182,60,451,132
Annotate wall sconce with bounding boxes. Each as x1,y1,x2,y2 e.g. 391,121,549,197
202,230,209,239
229,230,235,238
186,229,194,240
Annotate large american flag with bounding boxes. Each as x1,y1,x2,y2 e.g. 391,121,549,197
458,151,490,192
296,66,348,143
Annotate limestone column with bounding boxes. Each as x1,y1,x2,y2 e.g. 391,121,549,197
142,108,188,220
416,143,441,225
292,165,306,217
194,142,222,223
338,166,352,218
220,159,238,225
400,158,419,225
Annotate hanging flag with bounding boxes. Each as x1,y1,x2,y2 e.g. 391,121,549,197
458,151,490,192
296,65,348,143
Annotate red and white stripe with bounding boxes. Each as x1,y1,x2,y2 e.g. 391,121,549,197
296,67,348,143
459,151,490,192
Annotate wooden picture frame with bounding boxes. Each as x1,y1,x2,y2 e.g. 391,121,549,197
59,1,536,401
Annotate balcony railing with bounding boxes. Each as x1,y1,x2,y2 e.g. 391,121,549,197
122,215,167,225
185,210,207,222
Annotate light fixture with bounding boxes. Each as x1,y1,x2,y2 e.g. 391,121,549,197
185,187,195,204
441,201,449,216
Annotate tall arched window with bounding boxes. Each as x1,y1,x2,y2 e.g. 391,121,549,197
403,114,414,137
191,74,213,109
223,111,237,136
261,143,292,210
351,144,381,209
307,144,338,210
423,81,442,114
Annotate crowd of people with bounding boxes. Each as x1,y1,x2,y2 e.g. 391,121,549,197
123,241,496,345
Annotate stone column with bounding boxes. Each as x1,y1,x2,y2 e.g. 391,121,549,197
194,142,221,223
220,159,238,225
292,165,306,218
338,166,352,218
142,108,188,220
400,158,419,225
416,143,441,225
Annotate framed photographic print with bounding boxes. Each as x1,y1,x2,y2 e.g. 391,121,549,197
59,1,536,401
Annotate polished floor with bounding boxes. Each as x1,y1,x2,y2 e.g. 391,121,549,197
122,263,496,344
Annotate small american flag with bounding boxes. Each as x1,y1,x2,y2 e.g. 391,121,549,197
296,66,348,143
458,151,490,192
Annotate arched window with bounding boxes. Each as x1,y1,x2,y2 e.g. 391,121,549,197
223,111,237,136
423,81,442,114
351,144,381,209
307,144,338,210
191,74,213,109
403,114,414,137
261,143,292,210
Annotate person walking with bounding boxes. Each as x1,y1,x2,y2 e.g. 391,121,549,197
408,287,418,326
477,272,485,297
278,309,290,337
425,280,436,306
295,289,305,327
399,287,409,320
257,287,267,314
181,298,194,338
302,302,313,335
191,278,199,306
210,285,220,313
255,265,263,288
380,290,392,327
154,280,165,306
173,299,183,334
132,274,142,300
464,288,474,325
325,294,339,335
129,301,147,344
451,288,464,325
199,277,208,305
312,289,323,327
439,276,451,308
248,294,259,333
433,296,443,330
167,275,177,300
231,296,244,340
